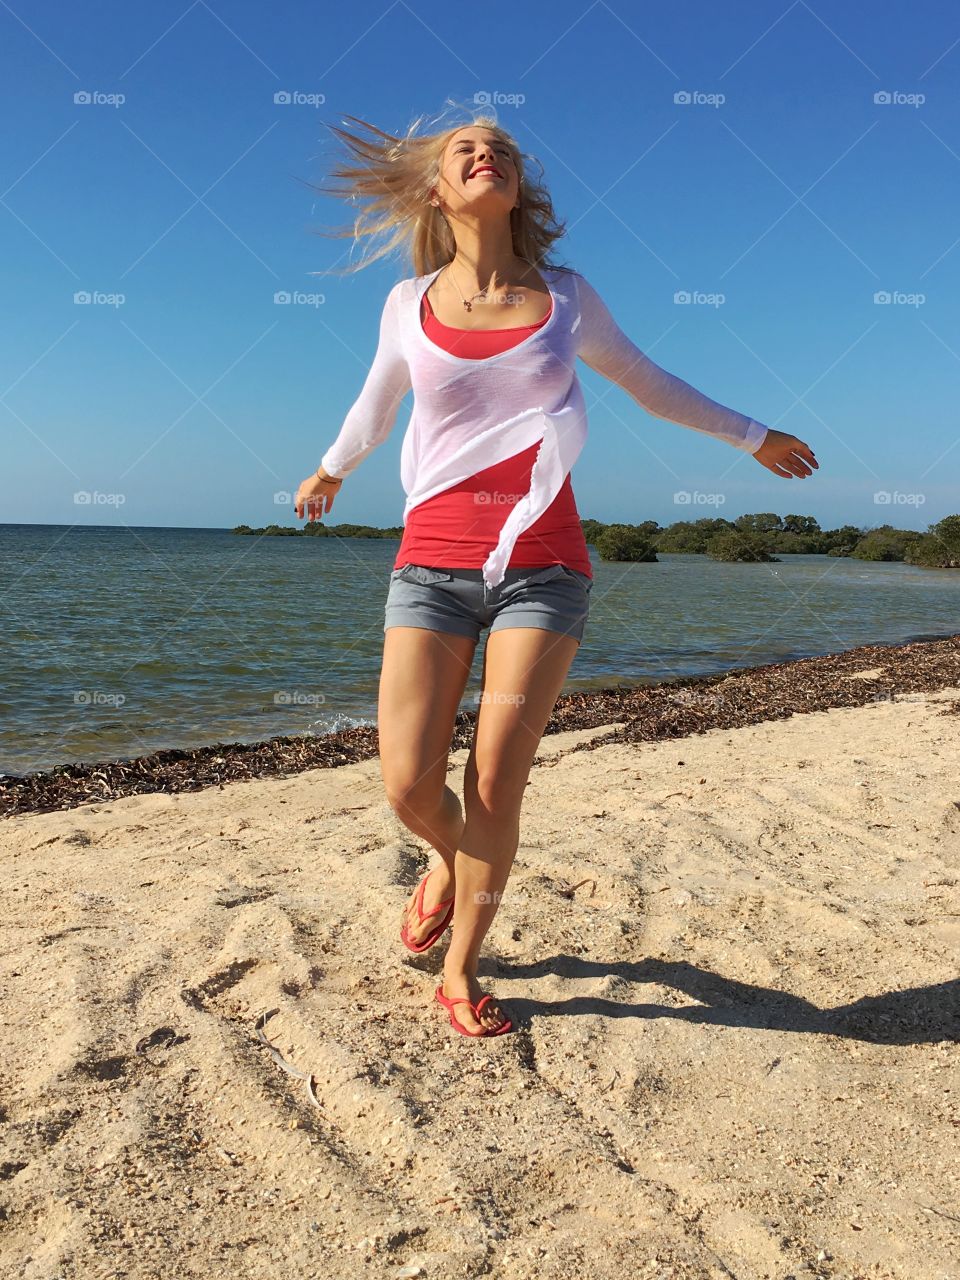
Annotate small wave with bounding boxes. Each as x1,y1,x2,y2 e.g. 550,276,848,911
306,713,377,738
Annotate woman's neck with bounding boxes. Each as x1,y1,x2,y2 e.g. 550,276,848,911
442,256,542,303
444,250,531,296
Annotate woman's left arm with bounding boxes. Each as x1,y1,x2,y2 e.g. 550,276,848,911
574,274,818,479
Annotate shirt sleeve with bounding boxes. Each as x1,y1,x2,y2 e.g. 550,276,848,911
574,273,769,454
319,282,412,479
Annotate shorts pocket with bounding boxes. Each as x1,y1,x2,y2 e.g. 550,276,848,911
521,563,569,587
393,564,454,586
560,565,593,591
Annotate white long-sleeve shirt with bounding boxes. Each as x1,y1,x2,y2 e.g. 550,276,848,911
320,265,770,587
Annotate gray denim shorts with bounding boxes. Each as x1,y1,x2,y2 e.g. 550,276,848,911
384,562,593,644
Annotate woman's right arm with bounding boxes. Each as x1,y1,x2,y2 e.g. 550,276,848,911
318,281,412,480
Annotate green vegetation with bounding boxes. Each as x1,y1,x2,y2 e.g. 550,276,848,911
655,517,729,553
232,511,960,568
593,523,658,563
849,524,924,561
903,514,960,568
705,530,780,562
233,522,404,539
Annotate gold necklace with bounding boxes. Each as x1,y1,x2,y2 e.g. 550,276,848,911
445,263,502,313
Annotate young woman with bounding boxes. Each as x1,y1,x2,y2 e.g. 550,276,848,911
294,113,817,1038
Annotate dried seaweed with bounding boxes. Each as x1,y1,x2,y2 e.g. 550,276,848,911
2,633,958,819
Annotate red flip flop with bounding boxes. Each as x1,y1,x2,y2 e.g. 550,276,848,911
400,868,455,953
435,983,513,1037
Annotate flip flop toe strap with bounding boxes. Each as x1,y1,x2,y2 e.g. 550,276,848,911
414,872,455,922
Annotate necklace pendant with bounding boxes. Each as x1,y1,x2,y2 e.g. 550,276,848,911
464,301,472,312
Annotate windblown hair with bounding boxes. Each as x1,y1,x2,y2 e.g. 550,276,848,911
305,104,575,280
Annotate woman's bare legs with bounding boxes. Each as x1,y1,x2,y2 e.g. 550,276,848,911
441,626,581,1033
378,625,477,945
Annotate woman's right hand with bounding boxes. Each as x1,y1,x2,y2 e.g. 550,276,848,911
295,468,343,522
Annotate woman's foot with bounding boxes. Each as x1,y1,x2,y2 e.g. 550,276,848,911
438,969,511,1035
401,863,455,948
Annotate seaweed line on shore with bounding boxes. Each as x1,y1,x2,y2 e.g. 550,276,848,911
3,633,959,819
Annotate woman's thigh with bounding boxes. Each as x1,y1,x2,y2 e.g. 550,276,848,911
465,626,580,815
378,625,477,809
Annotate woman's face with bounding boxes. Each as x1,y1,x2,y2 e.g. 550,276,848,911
430,128,520,221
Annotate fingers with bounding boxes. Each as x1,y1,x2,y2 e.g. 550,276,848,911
764,441,818,479
787,439,817,474
782,458,809,478
768,457,804,478
789,450,816,474
297,494,325,522
753,432,819,479
788,449,816,477
294,477,341,522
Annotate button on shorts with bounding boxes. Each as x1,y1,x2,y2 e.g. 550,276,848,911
384,562,593,644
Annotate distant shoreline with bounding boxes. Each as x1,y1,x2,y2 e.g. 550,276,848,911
3,630,958,819
2,520,956,565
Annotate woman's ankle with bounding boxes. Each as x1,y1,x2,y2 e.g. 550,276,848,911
432,855,456,884
442,952,481,981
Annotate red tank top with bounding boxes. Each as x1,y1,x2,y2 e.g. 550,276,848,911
393,291,592,577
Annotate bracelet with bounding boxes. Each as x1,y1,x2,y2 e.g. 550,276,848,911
315,468,341,483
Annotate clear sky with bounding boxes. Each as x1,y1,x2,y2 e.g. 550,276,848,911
2,0,958,534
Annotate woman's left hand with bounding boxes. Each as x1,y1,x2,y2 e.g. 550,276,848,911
752,428,819,479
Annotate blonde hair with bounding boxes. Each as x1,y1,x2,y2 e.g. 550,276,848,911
305,104,575,280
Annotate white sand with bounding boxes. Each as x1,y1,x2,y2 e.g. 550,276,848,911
1,687,958,1279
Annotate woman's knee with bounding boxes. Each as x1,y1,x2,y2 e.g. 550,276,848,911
464,766,526,819
385,775,448,826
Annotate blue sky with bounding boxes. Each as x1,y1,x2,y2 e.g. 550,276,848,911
2,0,958,534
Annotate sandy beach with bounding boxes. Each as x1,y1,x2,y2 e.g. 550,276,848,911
2,647,958,1279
